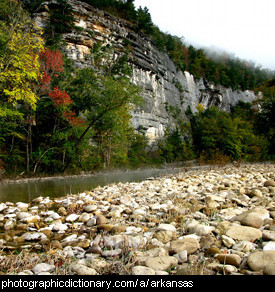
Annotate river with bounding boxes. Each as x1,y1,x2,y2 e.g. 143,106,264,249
0,165,197,203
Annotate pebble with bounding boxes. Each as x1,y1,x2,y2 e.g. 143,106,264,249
169,237,200,255
66,214,79,222
173,250,188,263
0,162,274,276
145,256,178,271
263,241,275,251
33,263,55,275
153,230,176,243
70,264,98,275
132,266,155,275
247,251,275,271
21,232,48,242
50,222,68,232
225,224,262,242
216,254,242,267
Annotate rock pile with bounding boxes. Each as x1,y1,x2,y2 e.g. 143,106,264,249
0,163,274,275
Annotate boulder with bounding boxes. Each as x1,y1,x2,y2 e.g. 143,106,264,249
225,223,262,242
247,251,275,271
169,237,200,254
145,256,178,271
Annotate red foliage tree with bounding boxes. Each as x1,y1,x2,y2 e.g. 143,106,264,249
49,87,73,107
39,48,84,127
39,48,64,88
63,110,85,127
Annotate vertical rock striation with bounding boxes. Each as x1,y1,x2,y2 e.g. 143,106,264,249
33,0,258,144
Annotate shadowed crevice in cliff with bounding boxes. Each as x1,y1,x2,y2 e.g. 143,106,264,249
32,0,259,146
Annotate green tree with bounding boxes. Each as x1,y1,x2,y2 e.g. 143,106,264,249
190,106,267,161
0,0,44,110
93,104,135,168
135,6,153,34
158,128,184,162
255,78,275,156
63,68,142,172
0,0,44,174
44,0,76,47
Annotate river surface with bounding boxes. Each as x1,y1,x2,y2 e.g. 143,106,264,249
0,166,196,203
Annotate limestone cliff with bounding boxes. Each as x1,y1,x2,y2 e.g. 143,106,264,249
34,0,258,144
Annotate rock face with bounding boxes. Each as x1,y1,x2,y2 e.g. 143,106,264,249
33,0,258,144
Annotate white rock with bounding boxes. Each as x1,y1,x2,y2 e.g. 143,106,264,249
50,212,61,220
173,250,188,263
125,226,143,234
108,210,121,218
157,223,177,232
86,217,96,226
18,270,33,275
102,249,122,257
66,214,79,222
110,206,124,213
22,232,48,241
222,235,236,248
63,246,74,257
263,241,275,251
4,214,16,219
145,256,178,271
33,263,55,275
120,195,133,206
206,195,226,202
64,246,85,259
150,203,168,212
5,207,17,214
61,234,78,244
133,208,146,216
193,211,208,220
103,235,146,249
70,264,97,275
186,220,214,236
4,219,16,230
32,196,44,203
15,202,29,211
17,212,31,220
22,215,40,223
233,241,256,252
132,266,155,275
83,205,97,213
50,222,68,232
40,197,52,205
163,179,172,185
0,203,7,212
78,213,90,223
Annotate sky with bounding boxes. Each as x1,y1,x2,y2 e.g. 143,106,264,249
134,0,275,70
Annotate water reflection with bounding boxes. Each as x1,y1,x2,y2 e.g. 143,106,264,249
0,167,178,203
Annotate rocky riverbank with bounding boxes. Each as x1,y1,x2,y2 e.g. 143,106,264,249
0,163,274,275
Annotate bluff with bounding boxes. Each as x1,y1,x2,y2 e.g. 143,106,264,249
33,0,258,144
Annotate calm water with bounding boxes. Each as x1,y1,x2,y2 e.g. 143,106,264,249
0,166,186,203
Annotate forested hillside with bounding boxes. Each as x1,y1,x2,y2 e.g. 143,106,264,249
23,0,274,90
0,0,274,178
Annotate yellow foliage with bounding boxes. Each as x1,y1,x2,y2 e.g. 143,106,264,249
0,20,44,110
196,103,205,113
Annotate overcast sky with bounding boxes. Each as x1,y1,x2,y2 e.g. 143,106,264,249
134,0,275,70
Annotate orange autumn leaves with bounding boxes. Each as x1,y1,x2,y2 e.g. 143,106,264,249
39,48,84,127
